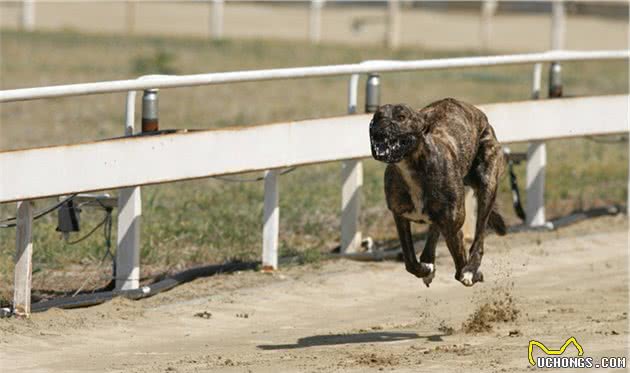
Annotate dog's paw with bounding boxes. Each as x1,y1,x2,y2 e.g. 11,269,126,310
459,269,483,287
420,263,435,287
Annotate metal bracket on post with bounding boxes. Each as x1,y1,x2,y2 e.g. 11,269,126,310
141,88,159,133
548,62,562,99
13,200,34,317
116,91,142,290
262,169,280,271
365,72,380,113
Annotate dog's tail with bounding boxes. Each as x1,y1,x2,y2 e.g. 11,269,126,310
488,205,507,236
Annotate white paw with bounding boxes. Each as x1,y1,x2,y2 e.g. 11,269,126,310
460,271,474,287
420,263,435,287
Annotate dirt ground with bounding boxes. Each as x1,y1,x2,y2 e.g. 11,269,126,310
0,2,627,52
1,216,628,372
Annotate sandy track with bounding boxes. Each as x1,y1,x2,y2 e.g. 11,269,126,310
1,219,628,372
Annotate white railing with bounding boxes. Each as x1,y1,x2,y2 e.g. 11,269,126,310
2,96,627,201
1,50,628,316
1,50,627,102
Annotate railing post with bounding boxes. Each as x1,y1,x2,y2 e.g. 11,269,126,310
309,0,324,44
551,0,566,52
13,200,34,317
262,170,280,270
524,1,565,228
339,72,378,253
209,0,224,40
525,63,547,228
340,74,363,254
21,0,35,32
341,160,363,253
479,0,498,52
525,141,547,227
125,0,136,35
386,0,401,49
116,91,142,290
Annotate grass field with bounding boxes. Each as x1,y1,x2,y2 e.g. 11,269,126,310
0,30,627,305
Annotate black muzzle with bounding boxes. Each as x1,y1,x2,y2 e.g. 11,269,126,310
370,127,417,164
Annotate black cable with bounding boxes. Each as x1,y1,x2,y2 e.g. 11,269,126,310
66,212,109,245
213,167,297,182
30,261,259,312
22,202,623,315
0,194,78,228
508,159,527,222
67,205,116,297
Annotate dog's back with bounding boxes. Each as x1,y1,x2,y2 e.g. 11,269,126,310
417,98,493,178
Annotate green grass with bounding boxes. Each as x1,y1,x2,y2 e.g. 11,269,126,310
0,29,627,303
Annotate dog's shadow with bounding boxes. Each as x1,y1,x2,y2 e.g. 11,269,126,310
257,331,445,350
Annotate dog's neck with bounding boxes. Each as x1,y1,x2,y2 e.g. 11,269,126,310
394,137,426,170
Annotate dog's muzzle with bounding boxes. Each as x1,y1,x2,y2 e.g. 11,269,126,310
369,127,417,164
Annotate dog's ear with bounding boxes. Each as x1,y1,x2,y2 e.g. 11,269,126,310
413,109,434,135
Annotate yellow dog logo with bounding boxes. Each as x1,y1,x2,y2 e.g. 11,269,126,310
528,337,584,366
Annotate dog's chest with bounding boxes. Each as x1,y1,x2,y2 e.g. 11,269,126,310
396,161,430,223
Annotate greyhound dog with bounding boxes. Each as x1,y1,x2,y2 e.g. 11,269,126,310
369,98,506,287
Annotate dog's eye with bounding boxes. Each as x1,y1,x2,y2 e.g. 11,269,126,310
397,114,406,121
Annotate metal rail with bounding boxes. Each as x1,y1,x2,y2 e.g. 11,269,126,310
1,50,628,103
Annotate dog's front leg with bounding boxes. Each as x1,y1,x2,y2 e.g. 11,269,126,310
418,224,440,287
440,227,469,284
393,214,432,279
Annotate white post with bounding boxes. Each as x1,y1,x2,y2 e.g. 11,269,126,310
524,0,566,228
525,63,546,227
386,0,401,49
309,0,324,44
551,0,566,51
341,74,363,253
479,0,498,52
116,91,142,290
525,142,546,227
341,160,363,253
13,200,34,317
262,170,280,270
21,0,35,31
125,0,136,35
209,0,224,40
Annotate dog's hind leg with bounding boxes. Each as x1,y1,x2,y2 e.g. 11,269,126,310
461,128,504,286
419,224,440,287
431,190,468,283
393,214,433,279
462,187,477,244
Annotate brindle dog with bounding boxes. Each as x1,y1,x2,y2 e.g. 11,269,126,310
369,98,506,287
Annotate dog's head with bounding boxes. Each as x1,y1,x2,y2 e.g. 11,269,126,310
369,104,420,164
